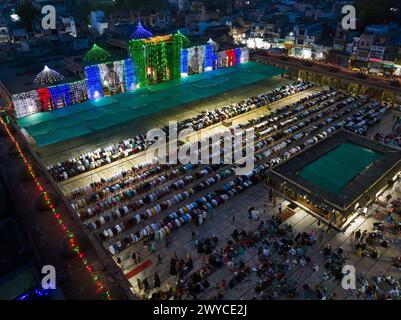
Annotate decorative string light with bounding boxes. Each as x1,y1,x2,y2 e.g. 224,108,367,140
175,30,190,46
218,50,227,69
0,117,111,300
180,48,189,77
124,59,136,90
49,84,71,109
204,44,214,71
12,91,39,118
130,22,153,39
241,47,249,63
36,88,52,111
69,80,88,104
84,44,111,63
207,38,219,51
85,65,103,99
235,48,242,65
34,66,63,85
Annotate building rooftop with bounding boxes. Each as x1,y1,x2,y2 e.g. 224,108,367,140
271,130,401,210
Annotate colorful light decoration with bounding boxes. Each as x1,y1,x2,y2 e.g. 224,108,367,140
130,22,153,39
84,44,111,63
180,48,189,77
69,80,88,104
124,59,136,91
12,91,39,118
241,47,249,63
34,66,63,85
85,65,103,99
204,44,214,72
0,116,111,300
207,38,219,51
36,88,52,111
15,29,246,118
235,48,242,65
175,30,190,46
49,84,71,109
217,50,227,69
226,49,236,67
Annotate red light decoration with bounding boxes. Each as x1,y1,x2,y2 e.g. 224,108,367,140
36,88,52,111
226,49,236,67
0,116,111,300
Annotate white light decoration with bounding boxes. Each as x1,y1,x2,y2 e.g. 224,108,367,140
12,91,39,118
34,66,63,85
241,47,249,63
69,80,88,103
10,13,20,22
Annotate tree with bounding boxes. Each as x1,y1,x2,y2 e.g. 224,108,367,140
16,0,40,31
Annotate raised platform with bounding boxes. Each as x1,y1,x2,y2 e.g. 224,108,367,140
270,130,401,215
17,62,287,147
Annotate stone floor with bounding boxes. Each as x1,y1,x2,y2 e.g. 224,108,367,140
129,178,401,300
121,109,401,300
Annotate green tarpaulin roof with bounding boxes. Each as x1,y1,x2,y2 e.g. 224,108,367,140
18,62,287,147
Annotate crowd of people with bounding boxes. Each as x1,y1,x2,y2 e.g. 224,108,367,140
65,88,388,262
48,81,314,181
44,78,395,296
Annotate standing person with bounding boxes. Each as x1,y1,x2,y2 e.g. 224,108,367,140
136,252,141,263
132,252,138,264
157,254,162,265
278,203,282,215
318,229,325,242
137,278,143,291
143,277,149,291
170,257,177,276
187,252,193,270
232,214,236,224
355,229,362,242
361,230,368,242
192,230,196,240
154,273,161,288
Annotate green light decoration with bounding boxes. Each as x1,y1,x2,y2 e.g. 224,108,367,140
128,32,187,86
175,30,190,46
84,44,111,63
129,39,147,86
170,33,183,80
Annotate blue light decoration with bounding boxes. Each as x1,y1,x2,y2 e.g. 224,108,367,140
85,65,103,99
17,288,52,300
49,84,71,109
204,44,214,72
235,48,242,65
130,22,153,39
124,58,136,91
180,48,188,77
